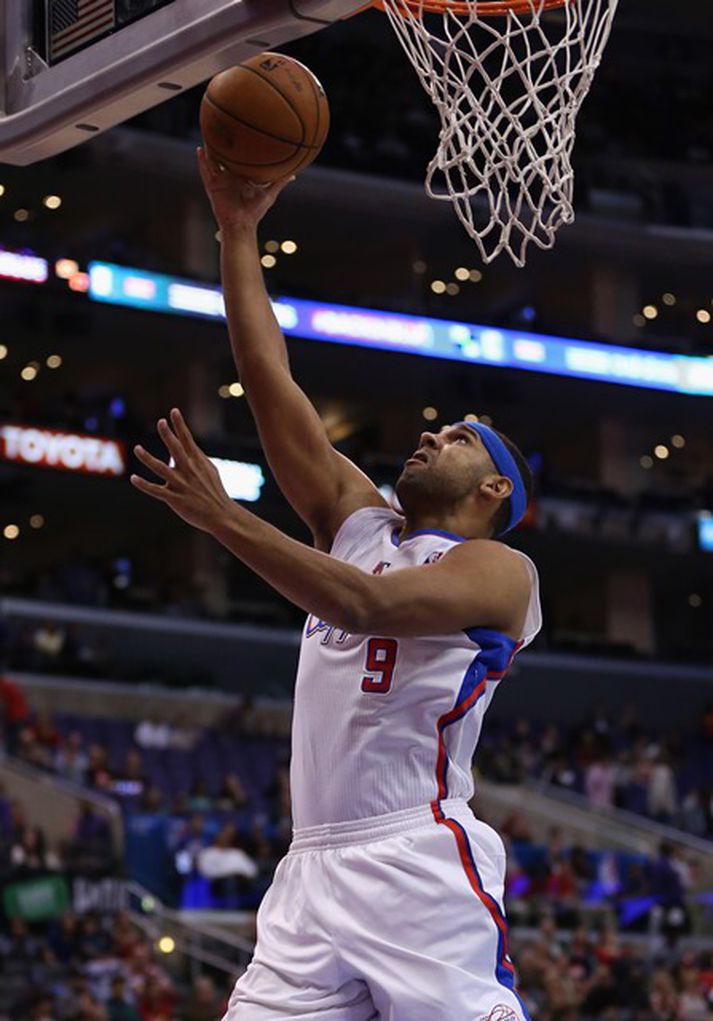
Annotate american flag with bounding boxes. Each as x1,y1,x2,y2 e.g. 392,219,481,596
49,0,116,62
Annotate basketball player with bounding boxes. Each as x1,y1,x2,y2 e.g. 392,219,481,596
130,150,542,1021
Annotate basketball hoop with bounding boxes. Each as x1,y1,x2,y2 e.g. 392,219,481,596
370,0,620,266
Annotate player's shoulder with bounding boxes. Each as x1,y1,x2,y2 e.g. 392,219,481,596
444,537,534,584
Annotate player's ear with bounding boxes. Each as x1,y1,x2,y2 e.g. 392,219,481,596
478,474,513,504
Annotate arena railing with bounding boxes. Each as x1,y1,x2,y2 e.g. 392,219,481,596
126,880,255,976
0,751,123,854
476,778,713,874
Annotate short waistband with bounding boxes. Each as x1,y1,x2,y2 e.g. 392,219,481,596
289,799,470,853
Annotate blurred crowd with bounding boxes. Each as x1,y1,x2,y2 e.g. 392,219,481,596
1,678,712,1018
479,705,713,839
512,918,713,1021
0,909,230,1021
0,785,114,886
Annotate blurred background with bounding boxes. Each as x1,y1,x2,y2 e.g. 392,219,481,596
0,1,712,1019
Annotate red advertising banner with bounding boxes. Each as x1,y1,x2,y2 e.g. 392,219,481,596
0,424,126,476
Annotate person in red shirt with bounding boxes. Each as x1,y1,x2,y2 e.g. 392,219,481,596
0,670,30,753
137,975,176,1021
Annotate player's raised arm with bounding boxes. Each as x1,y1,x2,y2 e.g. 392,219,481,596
198,149,386,550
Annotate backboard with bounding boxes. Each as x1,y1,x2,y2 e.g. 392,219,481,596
0,0,363,166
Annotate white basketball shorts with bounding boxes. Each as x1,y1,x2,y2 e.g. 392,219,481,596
223,799,529,1021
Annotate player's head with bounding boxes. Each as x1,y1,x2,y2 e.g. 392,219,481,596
395,421,532,537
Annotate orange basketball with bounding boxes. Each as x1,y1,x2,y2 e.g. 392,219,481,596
200,53,330,185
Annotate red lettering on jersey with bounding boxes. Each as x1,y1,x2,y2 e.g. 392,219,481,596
372,560,391,575
361,638,398,694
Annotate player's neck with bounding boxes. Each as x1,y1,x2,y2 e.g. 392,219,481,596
399,511,491,542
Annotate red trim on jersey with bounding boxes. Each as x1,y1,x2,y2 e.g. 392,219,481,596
434,676,487,799
434,640,523,801
430,800,515,976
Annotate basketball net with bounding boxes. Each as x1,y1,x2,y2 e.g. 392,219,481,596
375,0,620,266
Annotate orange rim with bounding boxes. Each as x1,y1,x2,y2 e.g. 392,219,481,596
369,0,569,16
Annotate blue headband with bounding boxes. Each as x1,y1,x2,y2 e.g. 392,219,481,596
457,422,528,536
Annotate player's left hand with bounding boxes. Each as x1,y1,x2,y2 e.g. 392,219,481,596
131,408,235,533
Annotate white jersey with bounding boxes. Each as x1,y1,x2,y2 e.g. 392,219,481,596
290,506,542,829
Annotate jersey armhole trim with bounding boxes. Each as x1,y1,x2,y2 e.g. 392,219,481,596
329,505,404,556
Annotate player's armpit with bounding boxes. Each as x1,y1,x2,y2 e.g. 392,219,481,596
352,540,531,640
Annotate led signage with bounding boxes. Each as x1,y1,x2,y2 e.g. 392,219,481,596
0,425,126,476
87,262,713,398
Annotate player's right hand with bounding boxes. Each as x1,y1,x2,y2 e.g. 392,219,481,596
197,146,294,236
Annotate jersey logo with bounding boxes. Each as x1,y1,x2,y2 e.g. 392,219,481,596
478,1007,518,1021
372,560,391,575
305,615,350,646
424,550,445,564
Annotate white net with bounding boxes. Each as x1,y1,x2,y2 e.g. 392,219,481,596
379,0,620,266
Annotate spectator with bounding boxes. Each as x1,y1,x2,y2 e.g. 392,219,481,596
680,789,707,837
125,942,172,1003
649,841,689,945
569,845,594,886
0,668,30,752
266,765,291,828
678,956,710,1021
198,823,258,905
2,916,39,966
216,772,249,812
63,622,105,677
181,976,223,1021
137,975,176,1021
55,730,90,785
140,785,166,813
77,913,112,961
581,961,619,1016
186,779,213,813
105,975,141,1021
174,814,210,879
584,753,617,811
111,912,142,961
539,722,564,766
499,809,533,844
66,802,114,875
75,990,109,1020
15,726,53,770
0,780,11,833
87,744,114,791
31,995,56,1021
6,798,29,841
48,911,81,964
10,825,62,876
650,968,679,1019
111,750,147,801
134,713,171,750
648,750,678,823
27,710,63,754
32,619,67,672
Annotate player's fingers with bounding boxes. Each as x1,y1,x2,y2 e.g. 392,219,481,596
157,417,186,464
169,408,202,456
271,174,297,198
134,444,172,482
130,474,168,501
197,145,221,181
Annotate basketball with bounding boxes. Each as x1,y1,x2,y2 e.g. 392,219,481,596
199,53,330,185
